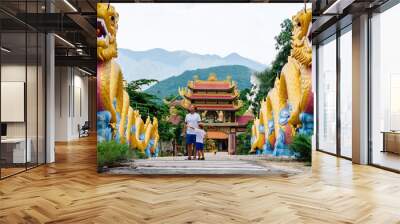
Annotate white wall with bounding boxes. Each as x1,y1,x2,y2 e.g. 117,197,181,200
54,67,89,141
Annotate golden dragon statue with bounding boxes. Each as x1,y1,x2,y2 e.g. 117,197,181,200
97,3,159,157
251,8,313,156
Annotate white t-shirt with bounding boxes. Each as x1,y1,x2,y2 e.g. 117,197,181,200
194,128,206,144
185,112,201,135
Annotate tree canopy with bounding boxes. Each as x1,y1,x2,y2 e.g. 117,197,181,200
251,19,293,115
236,88,251,116
125,80,183,143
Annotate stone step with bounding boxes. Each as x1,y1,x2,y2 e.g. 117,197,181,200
107,159,298,175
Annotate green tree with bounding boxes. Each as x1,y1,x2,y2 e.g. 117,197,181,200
126,79,175,144
236,121,253,155
252,19,293,115
236,88,251,116
126,79,160,118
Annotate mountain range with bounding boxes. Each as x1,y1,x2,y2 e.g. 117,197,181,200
145,65,253,100
116,48,266,82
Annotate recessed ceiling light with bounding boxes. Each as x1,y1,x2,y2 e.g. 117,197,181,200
323,0,354,15
63,0,78,12
78,67,92,76
54,34,75,48
1,47,11,53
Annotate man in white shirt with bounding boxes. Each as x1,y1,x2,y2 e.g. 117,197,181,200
185,105,201,160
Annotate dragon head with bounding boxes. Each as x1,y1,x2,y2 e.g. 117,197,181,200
290,8,312,66
97,3,118,62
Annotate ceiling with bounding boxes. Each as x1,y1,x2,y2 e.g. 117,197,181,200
103,0,309,2
311,0,391,43
0,0,96,75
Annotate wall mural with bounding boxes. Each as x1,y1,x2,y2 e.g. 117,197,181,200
251,9,313,156
97,3,313,174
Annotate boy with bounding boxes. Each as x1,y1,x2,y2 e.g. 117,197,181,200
193,124,206,160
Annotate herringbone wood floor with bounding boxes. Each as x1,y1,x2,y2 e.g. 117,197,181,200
1,136,400,224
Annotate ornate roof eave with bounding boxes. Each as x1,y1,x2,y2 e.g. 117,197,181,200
188,81,236,90
192,104,242,111
187,86,235,91
184,93,239,100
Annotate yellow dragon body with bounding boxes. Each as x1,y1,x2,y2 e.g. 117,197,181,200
251,8,313,156
97,3,159,157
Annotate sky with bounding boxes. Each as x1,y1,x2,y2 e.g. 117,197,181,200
113,3,309,65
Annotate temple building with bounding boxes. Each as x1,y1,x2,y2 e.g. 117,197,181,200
179,73,253,154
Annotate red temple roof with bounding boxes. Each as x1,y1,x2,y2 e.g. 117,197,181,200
187,93,237,100
194,104,239,111
190,82,232,90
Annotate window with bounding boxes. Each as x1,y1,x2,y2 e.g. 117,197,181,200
370,3,400,171
339,28,352,158
317,36,337,154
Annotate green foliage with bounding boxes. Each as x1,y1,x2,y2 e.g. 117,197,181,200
164,94,182,102
97,140,132,167
289,134,311,162
125,78,186,153
145,65,254,99
252,19,293,115
236,88,251,116
173,121,184,146
126,79,159,92
126,79,161,118
159,119,175,141
131,150,147,159
126,80,178,151
204,139,216,152
159,149,174,157
236,121,253,155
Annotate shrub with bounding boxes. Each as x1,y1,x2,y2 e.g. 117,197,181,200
236,133,251,155
205,139,216,152
289,134,311,162
236,121,253,155
131,149,147,159
97,140,132,167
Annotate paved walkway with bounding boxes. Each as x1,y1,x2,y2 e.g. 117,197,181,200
148,152,295,161
106,153,302,175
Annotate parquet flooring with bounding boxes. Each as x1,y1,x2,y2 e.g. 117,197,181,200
1,135,400,223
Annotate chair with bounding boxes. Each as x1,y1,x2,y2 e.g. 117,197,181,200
79,121,90,138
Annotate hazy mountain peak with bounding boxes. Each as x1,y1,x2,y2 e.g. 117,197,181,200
116,48,266,82
225,52,241,58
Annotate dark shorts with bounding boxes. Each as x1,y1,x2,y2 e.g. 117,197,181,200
196,143,204,151
186,134,196,144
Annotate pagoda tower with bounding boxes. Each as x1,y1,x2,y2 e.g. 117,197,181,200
179,73,250,154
